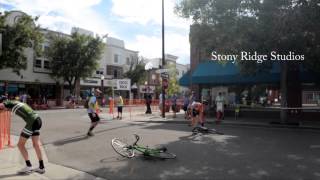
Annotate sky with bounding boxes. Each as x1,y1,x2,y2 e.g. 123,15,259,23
0,0,191,65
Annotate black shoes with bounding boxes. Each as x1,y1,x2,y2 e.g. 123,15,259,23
87,132,94,136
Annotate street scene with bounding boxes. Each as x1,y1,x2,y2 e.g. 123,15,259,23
2,109,320,180
1,0,320,180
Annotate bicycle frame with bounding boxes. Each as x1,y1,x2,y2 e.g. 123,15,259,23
129,134,162,156
132,144,161,156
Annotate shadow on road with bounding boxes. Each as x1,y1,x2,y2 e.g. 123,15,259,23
74,122,320,180
0,173,30,179
53,135,89,146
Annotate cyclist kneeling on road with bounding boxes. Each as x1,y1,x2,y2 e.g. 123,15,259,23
0,96,45,174
190,101,204,127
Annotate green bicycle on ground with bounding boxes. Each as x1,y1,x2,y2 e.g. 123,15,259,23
111,134,176,159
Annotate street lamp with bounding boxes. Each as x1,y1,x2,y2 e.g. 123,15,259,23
101,75,104,103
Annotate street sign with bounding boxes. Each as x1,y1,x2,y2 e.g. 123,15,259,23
161,72,169,79
116,79,131,90
156,69,170,74
139,85,155,93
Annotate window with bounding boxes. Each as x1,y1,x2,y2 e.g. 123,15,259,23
182,70,185,75
126,57,130,65
114,54,119,63
96,71,103,75
114,69,118,78
34,59,42,68
131,56,137,64
44,46,49,57
44,61,50,69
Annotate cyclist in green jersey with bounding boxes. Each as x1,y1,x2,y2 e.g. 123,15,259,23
0,96,45,174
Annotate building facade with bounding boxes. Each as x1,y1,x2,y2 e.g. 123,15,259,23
142,54,190,97
0,11,138,104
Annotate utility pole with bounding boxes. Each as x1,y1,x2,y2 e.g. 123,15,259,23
161,0,166,118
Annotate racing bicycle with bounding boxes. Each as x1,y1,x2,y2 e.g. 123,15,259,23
111,134,176,159
192,126,224,135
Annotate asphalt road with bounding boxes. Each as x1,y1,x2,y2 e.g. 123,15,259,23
10,109,320,180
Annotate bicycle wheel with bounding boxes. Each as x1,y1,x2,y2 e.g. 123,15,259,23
208,129,224,135
149,150,176,159
111,138,135,158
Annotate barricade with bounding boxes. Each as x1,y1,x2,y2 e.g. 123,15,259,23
0,110,11,150
105,98,184,119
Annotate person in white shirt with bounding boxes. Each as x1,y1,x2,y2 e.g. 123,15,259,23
215,92,224,123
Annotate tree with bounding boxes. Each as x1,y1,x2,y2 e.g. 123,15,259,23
123,56,147,86
0,11,43,74
176,0,320,122
47,32,104,95
165,64,180,96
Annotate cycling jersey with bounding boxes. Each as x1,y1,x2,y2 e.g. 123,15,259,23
87,96,99,113
3,100,39,137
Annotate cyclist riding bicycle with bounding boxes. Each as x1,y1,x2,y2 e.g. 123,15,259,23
0,96,45,174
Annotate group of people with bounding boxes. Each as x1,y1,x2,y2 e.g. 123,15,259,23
158,93,179,118
183,91,225,127
0,89,224,174
86,89,124,136
0,88,125,174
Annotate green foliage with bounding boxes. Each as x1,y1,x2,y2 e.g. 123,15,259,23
123,57,147,85
175,0,320,74
165,64,180,96
0,11,43,74
47,32,104,94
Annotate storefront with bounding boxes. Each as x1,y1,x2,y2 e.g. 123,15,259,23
179,61,320,106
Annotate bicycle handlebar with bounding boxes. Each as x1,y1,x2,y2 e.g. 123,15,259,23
133,134,140,146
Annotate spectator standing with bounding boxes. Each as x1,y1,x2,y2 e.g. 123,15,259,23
215,92,225,123
183,93,190,119
116,94,124,119
145,94,152,114
171,93,178,118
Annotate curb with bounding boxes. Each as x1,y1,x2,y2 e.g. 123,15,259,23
0,135,106,180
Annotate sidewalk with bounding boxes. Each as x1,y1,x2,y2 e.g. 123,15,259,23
132,112,320,130
0,136,105,180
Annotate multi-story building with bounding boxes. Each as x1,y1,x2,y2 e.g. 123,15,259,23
78,33,138,97
0,11,138,105
142,54,190,96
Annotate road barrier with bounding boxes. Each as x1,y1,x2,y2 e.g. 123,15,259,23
0,110,11,150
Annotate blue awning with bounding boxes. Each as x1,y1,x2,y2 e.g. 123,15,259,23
191,61,320,85
179,71,191,87
191,61,281,85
